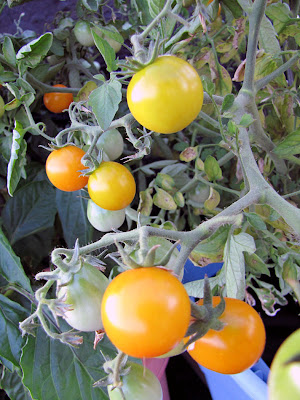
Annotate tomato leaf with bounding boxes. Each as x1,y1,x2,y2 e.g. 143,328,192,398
204,155,222,181
0,294,29,367
81,0,101,11
0,227,32,292
3,37,16,66
0,368,32,400
88,79,122,131
16,33,53,69
223,232,256,299
221,94,235,113
272,129,300,158
184,274,225,298
21,327,115,400
2,181,57,245
56,190,93,248
7,120,27,196
244,212,267,231
153,187,177,211
92,30,117,73
259,16,282,59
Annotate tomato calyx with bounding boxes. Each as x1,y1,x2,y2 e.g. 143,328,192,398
93,351,129,389
114,237,181,272
184,277,225,348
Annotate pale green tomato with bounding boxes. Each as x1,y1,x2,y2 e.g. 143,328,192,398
0,95,5,118
87,199,126,232
96,129,124,161
74,21,94,47
107,362,163,400
268,329,300,400
57,262,108,332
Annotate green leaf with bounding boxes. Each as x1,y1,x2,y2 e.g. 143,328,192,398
2,181,57,245
221,94,235,113
16,33,53,68
21,327,115,400
223,232,256,299
222,0,243,18
265,2,291,33
7,121,27,196
0,368,32,400
0,227,32,292
0,294,29,366
244,212,267,231
148,0,165,18
244,252,270,276
92,30,117,72
3,37,16,66
259,16,282,58
239,113,255,128
88,79,122,130
93,25,124,45
153,187,177,211
204,155,222,181
273,129,300,158
131,0,153,25
56,190,93,248
82,0,100,11
189,226,230,266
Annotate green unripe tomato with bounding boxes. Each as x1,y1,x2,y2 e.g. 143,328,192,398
96,129,124,161
107,362,163,400
74,21,94,47
0,95,5,118
87,199,126,232
268,329,300,400
57,262,108,332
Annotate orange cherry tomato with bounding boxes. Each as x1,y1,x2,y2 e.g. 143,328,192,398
46,146,88,192
187,297,266,374
43,84,73,113
101,267,191,358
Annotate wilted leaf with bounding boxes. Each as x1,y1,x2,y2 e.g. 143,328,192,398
204,187,220,211
153,187,177,211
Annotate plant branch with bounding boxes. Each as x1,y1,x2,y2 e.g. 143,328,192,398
242,0,267,92
255,53,300,92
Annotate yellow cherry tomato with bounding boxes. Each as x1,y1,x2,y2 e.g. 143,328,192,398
127,55,203,134
88,161,136,211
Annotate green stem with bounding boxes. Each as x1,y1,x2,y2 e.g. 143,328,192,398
282,189,300,199
27,73,79,94
255,53,300,91
140,0,174,39
196,174,240,196
242,0,267,92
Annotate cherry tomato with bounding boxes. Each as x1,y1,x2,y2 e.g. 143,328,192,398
0,95,4,118
74,21,94,47
107,362,162,400
127,55,203,134
43,84,73,113
46,146,88,192
187,297,266,374
87,199,126,232
57,262,109,332
88,161,136,211
268,329,300,400
101,267,191,358
96,129,124,161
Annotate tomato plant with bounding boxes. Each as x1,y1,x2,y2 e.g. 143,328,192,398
101,266,191,358
73,20,94,47
96,129,124,161
268,329,300,400
46,146,89,192
43,84,73,113
57,261,109,332
87,199,126,232
127,55,204,134
107,361,163,400
187,297,266,374
88,161,136,210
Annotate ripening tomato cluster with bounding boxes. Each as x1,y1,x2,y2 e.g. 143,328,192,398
45,140,135,232
59,261,266,375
